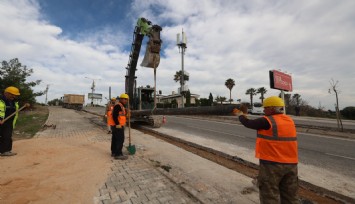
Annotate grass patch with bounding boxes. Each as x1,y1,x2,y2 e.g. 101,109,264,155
13,105,49,140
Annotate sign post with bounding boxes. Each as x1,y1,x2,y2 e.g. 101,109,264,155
269,70,293,114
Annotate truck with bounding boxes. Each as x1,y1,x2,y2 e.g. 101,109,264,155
62,94,85,110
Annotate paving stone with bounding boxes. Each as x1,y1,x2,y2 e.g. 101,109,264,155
40,107,199,203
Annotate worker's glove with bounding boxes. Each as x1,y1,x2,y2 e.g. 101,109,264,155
126,109,131,118
115,125,122,129
232,104,248,116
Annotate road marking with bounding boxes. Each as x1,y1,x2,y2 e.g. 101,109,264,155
186,125,246,138
325,153,355,161
300,132,355,142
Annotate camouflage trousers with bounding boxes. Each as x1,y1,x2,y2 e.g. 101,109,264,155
258,162,299,204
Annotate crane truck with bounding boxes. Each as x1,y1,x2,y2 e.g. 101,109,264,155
124,17,163,127
126,17,238,127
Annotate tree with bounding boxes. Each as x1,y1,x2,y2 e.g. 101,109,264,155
341,107,355,120
215,96,226,105
256,87,267,103
199,98,210,106
225,78,235,104
0,58,43,105
48,98,63,106
185,90,191,107
292,93,301,106
173,70,189,84
245,88,257,106
208,93,213,106
329,78,343,131
171,99,178,108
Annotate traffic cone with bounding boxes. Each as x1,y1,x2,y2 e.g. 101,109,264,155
162,116,166,124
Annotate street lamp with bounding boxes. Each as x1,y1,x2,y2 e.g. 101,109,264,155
177,29,187,108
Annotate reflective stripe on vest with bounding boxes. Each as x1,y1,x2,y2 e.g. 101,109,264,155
256,114,298,163
0,100,19,128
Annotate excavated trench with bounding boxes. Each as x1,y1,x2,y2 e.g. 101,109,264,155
135,125,354,204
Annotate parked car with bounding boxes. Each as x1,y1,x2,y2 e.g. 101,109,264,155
248,102,264,115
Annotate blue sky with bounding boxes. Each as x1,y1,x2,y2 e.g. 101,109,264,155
37,0,132,38
1,0,354,110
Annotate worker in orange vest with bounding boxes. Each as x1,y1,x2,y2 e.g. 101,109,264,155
108,94,129,160
106,97,116,134
233,96,298,203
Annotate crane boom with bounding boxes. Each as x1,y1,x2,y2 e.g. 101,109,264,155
125,18,162,109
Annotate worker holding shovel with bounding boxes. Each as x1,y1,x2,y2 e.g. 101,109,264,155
0,86,28,156
110,93,129,160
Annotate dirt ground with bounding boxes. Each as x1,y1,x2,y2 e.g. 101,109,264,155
0,107,112,204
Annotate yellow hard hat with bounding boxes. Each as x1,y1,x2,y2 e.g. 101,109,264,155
5,86,20,96
263,96,285,107
111,97,116,101
119,93,129,99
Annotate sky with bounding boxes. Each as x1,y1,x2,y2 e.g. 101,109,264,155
0,0,354,110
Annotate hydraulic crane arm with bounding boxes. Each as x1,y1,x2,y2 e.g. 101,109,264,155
125,18,162,109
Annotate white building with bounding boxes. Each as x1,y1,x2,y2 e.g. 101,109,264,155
158,91,200,108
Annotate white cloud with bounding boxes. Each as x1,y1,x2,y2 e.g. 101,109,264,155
0,0,354,110
131,0,355,109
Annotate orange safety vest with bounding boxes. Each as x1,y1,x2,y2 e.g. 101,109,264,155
256,114,298,163
107,105,114,125
107,102,126,126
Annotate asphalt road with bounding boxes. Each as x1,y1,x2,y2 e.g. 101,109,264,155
163,116,355,178
222,115,355,130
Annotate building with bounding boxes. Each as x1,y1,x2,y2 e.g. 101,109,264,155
158,91,200,108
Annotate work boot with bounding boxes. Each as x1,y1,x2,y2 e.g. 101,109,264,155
0,151,17,156
114,155,128,160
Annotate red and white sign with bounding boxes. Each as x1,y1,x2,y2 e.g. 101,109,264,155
272,70,293,91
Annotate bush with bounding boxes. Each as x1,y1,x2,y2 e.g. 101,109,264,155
341,106,355,120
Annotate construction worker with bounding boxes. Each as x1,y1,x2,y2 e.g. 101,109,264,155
110,93,129,160
106,97,116,134
233,96,299,203
0,86,20,156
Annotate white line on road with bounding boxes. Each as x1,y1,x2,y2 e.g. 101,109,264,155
325,153,355,161
300,132,355,142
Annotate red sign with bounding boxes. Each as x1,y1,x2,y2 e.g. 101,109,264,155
270,70,293,91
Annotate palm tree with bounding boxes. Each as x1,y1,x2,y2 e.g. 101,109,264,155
215,96,227,105
257,87,267,103
245,88,257,106
173,70,189,84
225,78,235,104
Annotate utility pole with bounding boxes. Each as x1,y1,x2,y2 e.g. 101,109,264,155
177,29,187,108
45,84,50,105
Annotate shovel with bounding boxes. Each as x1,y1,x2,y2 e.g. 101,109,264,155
126,98,136,155
0,103,30,124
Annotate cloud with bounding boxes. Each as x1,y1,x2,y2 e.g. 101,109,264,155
131,0,355,109
0,0,354,110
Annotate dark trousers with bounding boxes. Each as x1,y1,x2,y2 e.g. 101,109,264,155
0,122,14,153
258,162,299,204
111,126,125,156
